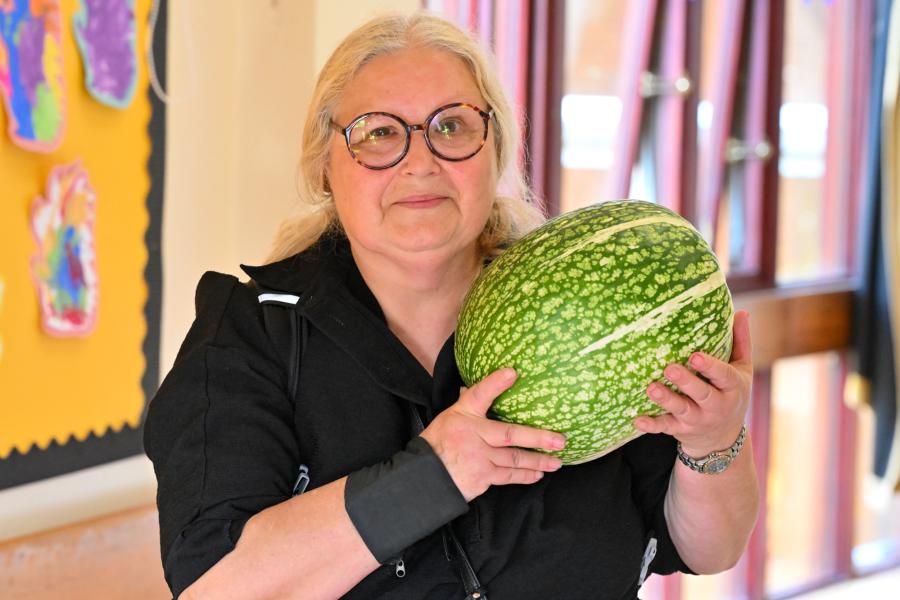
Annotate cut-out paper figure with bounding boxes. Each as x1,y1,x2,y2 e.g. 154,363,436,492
31,162,99,337
0,0,65,152
73,0,137,109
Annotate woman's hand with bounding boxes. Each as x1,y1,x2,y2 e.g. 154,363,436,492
634,311,759,573
420,367,566,502
634,310,753,457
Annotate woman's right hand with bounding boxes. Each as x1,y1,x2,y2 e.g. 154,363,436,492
420,367,566,502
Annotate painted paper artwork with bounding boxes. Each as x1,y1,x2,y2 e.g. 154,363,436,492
73,0,137,109
1,0,163,490
0,0,65,152
31,162,99,337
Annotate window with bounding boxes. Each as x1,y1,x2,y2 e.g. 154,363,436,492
559,0,630,213
427,1,896,597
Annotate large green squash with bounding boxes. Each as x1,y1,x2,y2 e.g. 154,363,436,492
455,200,734,464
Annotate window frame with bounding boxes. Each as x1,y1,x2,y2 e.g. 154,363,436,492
425,0,883,597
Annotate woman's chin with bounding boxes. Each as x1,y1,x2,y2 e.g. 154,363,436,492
396,238,460,256
387,224,459,252
390,233,478,262
350,221,482,263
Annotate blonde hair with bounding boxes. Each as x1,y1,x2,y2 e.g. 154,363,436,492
267,11,545,263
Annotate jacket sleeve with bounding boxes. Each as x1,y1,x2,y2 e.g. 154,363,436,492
623,433,694,576
143,272,299,598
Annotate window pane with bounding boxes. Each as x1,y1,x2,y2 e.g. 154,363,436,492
698,0,738,272
776,0,844,283
559,0,629,213
640,564,742,598
766,352,840,594
853,403,900,570
680,567,743,600
638,573,666,599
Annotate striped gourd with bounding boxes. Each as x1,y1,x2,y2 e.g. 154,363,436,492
455,200,734,464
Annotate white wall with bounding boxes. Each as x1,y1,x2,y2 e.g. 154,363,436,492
0,0,419,542
161,0,419,377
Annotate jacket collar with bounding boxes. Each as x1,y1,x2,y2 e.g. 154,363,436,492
240,234,435,408
240,233,343,299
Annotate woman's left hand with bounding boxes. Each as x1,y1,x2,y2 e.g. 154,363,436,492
638,310,760,574
633,310,753,457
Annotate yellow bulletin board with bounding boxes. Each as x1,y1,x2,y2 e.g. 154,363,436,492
0,0,164,489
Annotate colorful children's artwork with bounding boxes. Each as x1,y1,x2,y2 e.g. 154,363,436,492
73,0,137,109
0,0,65,152
31,162,99,337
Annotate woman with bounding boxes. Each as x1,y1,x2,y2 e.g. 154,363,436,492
144,12,759,600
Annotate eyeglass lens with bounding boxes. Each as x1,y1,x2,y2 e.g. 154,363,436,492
346,105,487,168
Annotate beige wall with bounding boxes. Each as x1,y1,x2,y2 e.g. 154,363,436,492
160,0,314,375
0,0,419,543
161,0,419,376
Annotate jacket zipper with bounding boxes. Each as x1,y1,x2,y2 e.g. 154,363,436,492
409,404,426,433
388,557,406,578
291,464,310,496
383,405,424,582
407,403,483,595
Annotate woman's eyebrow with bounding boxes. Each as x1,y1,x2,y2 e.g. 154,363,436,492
341,97,487,121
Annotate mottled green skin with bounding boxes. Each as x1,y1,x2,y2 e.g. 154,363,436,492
456,200,734,464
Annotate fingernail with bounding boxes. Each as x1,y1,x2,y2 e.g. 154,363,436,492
665,365,680,381
552,435,566,450
690,354,705,369
548,458,563,471
503,368,517,381
649,384,663,400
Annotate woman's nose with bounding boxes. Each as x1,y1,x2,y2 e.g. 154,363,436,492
400,129,440,175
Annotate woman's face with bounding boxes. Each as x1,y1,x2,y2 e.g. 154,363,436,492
327,47,497,266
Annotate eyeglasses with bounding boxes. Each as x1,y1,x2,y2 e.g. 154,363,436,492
331,102,493,170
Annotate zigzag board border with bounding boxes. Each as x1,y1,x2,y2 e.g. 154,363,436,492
0,1,166,492
0,425,145,490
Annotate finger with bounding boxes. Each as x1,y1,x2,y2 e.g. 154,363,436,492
490,447,562,472
490,468,546,487
647,382,697,418
634,413,681,436
481,420,566,452
460,368,517,416
683,353,742,394
729,310,753,367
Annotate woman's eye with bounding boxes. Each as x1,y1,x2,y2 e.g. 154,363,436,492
367,126,398,140
436,119,463,136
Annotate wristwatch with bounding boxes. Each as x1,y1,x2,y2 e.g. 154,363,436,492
677,425,747,475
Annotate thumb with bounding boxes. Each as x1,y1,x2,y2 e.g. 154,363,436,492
459,367,517,416
730,310,753,366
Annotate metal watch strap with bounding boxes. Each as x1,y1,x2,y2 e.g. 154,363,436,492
676,425,747,474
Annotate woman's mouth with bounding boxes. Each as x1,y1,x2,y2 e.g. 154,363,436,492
394,195,447,208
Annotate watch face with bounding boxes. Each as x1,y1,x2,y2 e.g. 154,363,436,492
703,455,731,474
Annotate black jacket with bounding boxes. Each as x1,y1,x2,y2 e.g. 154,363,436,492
144,234,690,599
